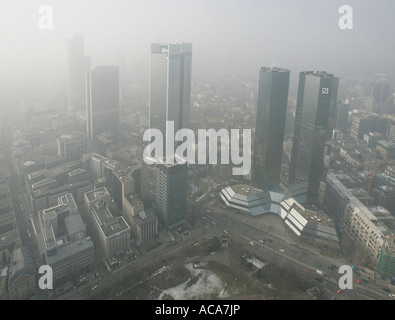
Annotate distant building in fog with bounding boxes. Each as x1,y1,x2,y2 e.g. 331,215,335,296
335,102,350,133
149,43,192,152
67,34,91,116
57,132,87,162
367,80,391,114
86,65,120,140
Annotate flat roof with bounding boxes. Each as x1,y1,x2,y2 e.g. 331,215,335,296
92,203,130,238
124,194,144,207
84,187,110,202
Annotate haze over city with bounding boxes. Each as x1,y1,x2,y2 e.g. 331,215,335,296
1,0,395,100
1,0,395,305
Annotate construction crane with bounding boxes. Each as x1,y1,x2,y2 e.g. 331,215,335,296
363,164,387,206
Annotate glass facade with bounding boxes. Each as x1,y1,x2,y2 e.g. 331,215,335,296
253,67,290,189
149,43,192,149
155,163,187,229
289,71,339,203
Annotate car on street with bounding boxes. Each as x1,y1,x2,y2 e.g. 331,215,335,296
353,279,361,284
279,249,285,253
92,285,98,291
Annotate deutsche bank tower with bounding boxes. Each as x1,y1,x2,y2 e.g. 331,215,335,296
289,71,339,203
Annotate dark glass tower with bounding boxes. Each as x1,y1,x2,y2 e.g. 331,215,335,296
289,71,339,203
335,102,350,132
155,162,188,229
252,67,290,189
86,65,119,139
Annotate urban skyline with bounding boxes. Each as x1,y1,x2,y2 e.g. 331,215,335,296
0,0,395,307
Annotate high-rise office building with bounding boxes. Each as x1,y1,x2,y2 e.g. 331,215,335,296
86,65,120,139
368,80,391,114
155,161,187,229
253,67,290,189
335,101,350,133
289,71,339,203
148,44,191,228
67,34,91,115
149,43,192,153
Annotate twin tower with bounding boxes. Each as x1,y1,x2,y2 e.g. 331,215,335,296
147,44,339,205
253,68,338,203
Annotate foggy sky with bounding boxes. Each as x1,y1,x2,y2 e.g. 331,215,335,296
1,0,395,95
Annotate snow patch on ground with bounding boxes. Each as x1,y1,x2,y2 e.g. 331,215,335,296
150,265,172,278
158,263,229,300
246,257,266,269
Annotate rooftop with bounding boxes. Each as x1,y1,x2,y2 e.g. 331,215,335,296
84,187,110,202
124,194,143,208
91,201,130,238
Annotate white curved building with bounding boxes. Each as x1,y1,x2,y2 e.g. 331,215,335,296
220,184,339,247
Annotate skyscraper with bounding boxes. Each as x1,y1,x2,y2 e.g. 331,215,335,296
155,161,188,229
67,34,91,115
335,101,350,133
149,43,192,153
86,65,120,139
253,67,290,189
368,80,391,114
289,71,339,203
148,43,191,229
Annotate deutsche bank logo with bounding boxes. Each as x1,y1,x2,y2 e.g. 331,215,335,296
322,88,329,95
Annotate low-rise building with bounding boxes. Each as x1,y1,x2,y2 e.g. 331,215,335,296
376,140,395,160
85,188,130,258
123,194,158,242
220,184,339,247
129,208,158,242
36,193,94,285
26,159,92,212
